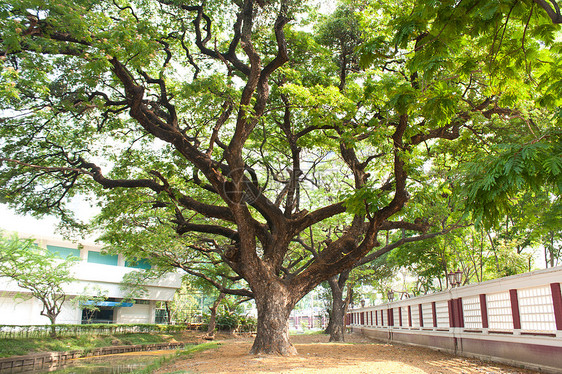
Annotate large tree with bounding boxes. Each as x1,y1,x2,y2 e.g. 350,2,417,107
1,0,560,354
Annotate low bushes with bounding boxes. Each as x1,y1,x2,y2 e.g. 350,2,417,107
0,331,191,357
200,313,257,333
0,323,201,339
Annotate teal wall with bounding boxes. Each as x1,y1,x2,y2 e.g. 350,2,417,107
47,245,80,259
87,251,119,266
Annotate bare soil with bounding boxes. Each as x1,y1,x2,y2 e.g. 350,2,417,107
157,332,539,374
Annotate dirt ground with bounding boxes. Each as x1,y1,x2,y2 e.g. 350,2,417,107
158,332,539,374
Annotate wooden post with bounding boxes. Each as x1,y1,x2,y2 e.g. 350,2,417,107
408,305,412,327
432,302,437,328
479,294,489,329
509,289,521,330
550,283,562,331
456,298,464,328
448,299,455,328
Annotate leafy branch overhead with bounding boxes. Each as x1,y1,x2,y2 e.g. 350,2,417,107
0,0,560,355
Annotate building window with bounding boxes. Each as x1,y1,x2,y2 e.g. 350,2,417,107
82,307,114,324
47,245,80,259
125,258,151,270
155,309,168,324
87,251,118,266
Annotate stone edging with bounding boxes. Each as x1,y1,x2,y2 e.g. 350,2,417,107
0,342,185,373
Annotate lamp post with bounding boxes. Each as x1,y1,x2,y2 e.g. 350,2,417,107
454,269,463,286
447,269,464,288
447,271,455,287
387,290,394,302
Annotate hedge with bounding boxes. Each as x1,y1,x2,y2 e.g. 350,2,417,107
0,323,202,339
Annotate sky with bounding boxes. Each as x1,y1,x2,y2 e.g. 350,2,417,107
0,198,99,241
0,204,65,238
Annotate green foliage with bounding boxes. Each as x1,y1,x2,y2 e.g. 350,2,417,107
215,312,255,332
73,286,109,322
165,282,204,325
388,224,535,294
0,232,78,329
1,0,562,349
202,297,256,332
0,327,196,357
342,183,392,215
460,132,562,227
0,323,199,342
388,237,451,294
353,254,397,303
315,4,363,58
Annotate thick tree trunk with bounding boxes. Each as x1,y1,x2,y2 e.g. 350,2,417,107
326,272,352,342
329,295,346,342
250,283,297,355
327,277,346,342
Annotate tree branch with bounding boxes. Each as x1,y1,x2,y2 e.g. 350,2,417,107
534,0,562,23
175,222,240,241
356,224,465,267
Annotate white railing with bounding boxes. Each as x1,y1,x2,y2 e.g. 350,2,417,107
347,266,562,373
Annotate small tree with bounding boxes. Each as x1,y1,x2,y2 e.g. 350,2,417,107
0,232,77,337
73,286,109,323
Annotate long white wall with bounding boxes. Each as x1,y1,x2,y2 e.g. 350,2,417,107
116,303,153,324
348,266,562,373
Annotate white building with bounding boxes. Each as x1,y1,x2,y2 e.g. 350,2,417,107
0,234,182,325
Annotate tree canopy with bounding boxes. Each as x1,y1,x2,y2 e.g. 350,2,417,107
1,0,561,354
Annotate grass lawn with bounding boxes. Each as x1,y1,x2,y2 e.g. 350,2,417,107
0,332,187,357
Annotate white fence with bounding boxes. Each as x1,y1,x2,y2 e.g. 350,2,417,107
347,266,562,373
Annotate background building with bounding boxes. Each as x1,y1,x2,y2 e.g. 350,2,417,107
0,233,182,325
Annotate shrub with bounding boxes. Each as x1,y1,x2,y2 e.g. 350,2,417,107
0,323,196,339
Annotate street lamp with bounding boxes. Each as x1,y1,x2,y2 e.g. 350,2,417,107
447,271,455,287
447,269,464,288
387,290,394,302
454,269,463,286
